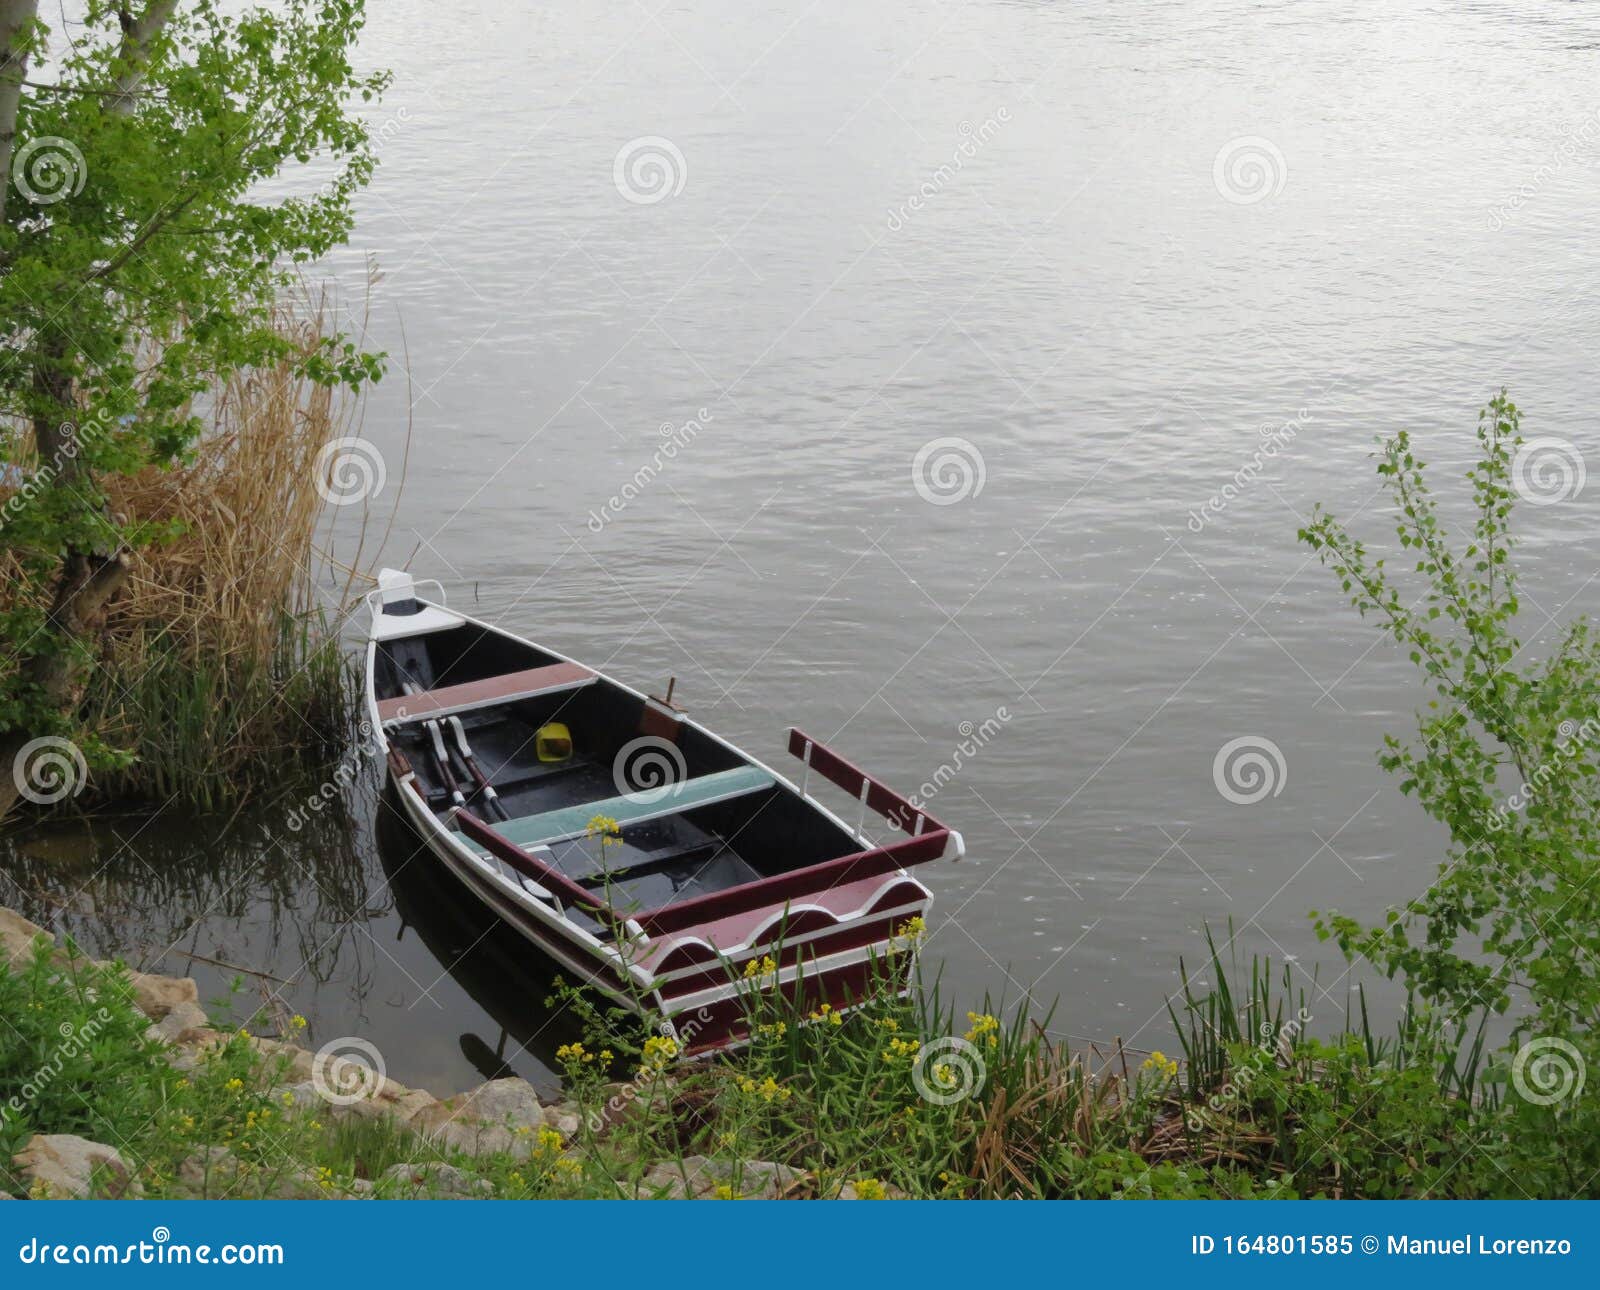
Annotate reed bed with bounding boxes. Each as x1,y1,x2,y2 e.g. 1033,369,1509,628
1,292,379,809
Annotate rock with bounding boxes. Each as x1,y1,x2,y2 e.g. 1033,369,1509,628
633,1161,692,1198
541,1102,582,1139
161,1027,225,1072
329,1075,436,1126
13,1134,141,1199
634,1155,803,1200
408,1077,546,1157
381,1162,492,1199
127,971,200,1020
0,907,52,969
268,1080,322,1111
234,1038,435,1125
145,1001,209,1044
250,1037,316,1084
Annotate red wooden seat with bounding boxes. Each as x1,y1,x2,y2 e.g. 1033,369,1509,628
376,662,595,723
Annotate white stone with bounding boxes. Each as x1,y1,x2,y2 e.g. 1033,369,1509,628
145,1000,209,1044
0,907,52,970
407,1077,546,1158
381,1161,491,1199
126,971,200,1020
13,1134,141,1199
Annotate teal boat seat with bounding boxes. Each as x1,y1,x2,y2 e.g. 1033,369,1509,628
478,765,777,851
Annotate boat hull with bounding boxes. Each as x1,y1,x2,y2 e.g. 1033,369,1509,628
364,574,952,1052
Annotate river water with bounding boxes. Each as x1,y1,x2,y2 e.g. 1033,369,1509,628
5,0,1600,1094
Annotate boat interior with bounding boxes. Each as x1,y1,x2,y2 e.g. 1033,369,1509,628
373,620,866,932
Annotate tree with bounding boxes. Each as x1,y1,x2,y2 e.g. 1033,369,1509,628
1301,393,1600,1044
0,1,386,818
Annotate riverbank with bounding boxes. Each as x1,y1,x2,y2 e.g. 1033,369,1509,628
4,901,1594,1199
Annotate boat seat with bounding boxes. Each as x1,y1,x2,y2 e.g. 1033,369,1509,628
472,765,777,850
377,662,595,724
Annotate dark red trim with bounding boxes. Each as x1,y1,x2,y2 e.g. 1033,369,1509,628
455,809,620,927
377,662,594,722
654,909,923,999
386,748,413,780
787,728,946,834
635,829,948,936
675,956,914,1054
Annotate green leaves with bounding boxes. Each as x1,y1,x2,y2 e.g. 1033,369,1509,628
1,1,386,758
1301,391,1600,1070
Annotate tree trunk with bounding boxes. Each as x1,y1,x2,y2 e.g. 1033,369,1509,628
1,2,175,821
107,0,176,115
0,0,40,227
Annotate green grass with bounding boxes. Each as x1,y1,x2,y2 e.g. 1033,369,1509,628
76,609,356,810
1,934,1594,1199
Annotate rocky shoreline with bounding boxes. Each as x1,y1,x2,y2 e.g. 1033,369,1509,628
0,905,866,1200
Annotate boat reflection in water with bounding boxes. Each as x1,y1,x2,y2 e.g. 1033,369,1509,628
375,790,584,1095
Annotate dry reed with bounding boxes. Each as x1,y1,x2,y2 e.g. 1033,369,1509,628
1,290,382,808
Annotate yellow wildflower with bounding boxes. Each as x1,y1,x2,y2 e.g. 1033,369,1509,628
1141,1050,1179,1081
224,1077,245,1092
537,1127,563,1155
555,1042,592,1065
852,1177,887,1200
712,1184,737,1199
897,916,926,940
964,1012,1001,1047
640,1034,678,1070
291,1015,308,1030
742,954,778,980
736,1074,792,1103
808,1001,843,1027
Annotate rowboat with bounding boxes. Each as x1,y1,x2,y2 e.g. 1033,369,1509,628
364,569,964,1052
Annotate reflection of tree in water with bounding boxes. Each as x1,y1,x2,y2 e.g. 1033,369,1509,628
0,769,584,1092
0,773,387,996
